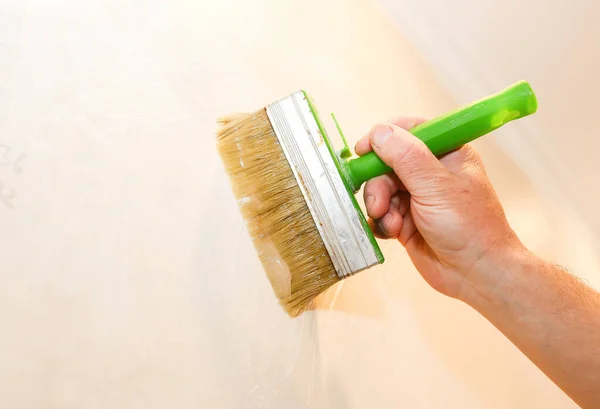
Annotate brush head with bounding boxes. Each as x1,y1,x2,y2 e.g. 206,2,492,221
216,92,382,316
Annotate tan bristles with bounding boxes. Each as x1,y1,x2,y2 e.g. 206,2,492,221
216,109,340,316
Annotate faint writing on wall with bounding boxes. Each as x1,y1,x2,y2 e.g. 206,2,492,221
0,144,25,209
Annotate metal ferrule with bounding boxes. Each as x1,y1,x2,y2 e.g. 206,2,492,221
266,91,379,279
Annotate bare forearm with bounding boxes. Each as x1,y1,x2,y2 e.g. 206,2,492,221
464,249,600,408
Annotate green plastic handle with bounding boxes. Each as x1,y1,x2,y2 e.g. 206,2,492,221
344,80,537,191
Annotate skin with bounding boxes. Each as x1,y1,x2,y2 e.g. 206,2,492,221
355,118,600,409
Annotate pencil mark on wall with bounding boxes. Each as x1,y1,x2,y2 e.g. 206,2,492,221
0,182,15,209
0,143,26,210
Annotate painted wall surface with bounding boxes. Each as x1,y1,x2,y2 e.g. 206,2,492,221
0,0,596,408
380,0,600,252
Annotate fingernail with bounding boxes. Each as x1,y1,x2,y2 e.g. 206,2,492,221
365,195,375,212
372,125,392,147
381,213,395,236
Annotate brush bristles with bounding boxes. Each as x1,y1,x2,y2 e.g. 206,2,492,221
216,109,340,316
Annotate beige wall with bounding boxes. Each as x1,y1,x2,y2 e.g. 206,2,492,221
0,0,594,407
381,0,600,266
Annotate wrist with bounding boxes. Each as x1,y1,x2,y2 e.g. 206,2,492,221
457,242,539,310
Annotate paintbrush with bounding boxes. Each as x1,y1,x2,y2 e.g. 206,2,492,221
216,81,537,317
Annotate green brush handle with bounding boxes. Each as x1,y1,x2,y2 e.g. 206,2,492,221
344,80,537,191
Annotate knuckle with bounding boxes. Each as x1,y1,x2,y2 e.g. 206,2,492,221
391,138,422,169
463,145,484,166
457,146,487,179
370,122,390,136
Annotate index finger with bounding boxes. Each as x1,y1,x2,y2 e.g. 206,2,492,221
354,116,428,156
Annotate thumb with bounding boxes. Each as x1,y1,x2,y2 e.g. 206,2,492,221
369,123,450,199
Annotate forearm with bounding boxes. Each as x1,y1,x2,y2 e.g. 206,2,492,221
464,248,600,408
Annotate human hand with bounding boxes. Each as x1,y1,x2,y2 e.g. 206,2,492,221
354,117,525,300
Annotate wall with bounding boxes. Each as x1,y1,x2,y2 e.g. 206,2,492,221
380,0,600,263
0,0,593,407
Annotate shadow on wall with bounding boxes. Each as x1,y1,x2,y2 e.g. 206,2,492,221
312,134,578,408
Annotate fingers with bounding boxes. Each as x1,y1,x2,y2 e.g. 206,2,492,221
387,116,428,130
363,174,404,219
368,123,450,201
354,116,428,156
354,136,373,156
369,192,411,239
397,208,419,247
439,144,486,176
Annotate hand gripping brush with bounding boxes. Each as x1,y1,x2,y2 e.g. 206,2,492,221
216,81,537,317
